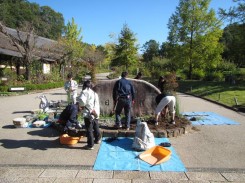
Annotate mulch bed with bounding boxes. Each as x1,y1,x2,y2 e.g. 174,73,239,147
130,115,191,131
100,115,192,131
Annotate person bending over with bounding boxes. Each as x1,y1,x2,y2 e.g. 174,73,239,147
155,93,176,125
58,102,82,130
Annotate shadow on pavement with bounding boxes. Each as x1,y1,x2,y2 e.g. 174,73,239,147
51,93,66,95
0,138,83,150
27,128,60,137
12,111,33,114
2,125,16,129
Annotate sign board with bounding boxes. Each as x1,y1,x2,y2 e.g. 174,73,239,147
43,63,51,74
1,77,7,81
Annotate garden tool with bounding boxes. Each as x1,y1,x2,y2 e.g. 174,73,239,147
109,99,118,117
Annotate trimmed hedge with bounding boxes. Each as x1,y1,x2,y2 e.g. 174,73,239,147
0,86,9,92
0,81,64,93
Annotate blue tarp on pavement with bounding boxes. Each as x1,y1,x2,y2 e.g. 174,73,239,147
93,137,186,172
182,111,240,125
28,122,52,128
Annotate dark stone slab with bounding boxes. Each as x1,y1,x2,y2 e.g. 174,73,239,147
102,129,118,137
157,129,168,138
93,79,161,116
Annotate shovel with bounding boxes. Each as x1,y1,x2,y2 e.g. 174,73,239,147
109,99,118,117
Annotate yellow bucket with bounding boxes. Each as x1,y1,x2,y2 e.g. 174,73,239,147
59,134,80,145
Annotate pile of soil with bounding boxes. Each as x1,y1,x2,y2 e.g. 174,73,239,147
130,115,191,131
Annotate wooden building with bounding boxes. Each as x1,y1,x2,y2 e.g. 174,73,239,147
0,26,63,75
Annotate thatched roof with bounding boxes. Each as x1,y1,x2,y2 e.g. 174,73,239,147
0,27,63,62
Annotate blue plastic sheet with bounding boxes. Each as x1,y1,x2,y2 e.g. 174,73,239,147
182,112,240,126
28,122,52,128
93,137,186,172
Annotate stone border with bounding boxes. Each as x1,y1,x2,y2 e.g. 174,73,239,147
100,123,193,138
53,122,193,138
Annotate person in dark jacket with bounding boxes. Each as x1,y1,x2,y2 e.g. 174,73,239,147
113,71,135,130
157,76,167,93
134,71,142,79
58,102,82,129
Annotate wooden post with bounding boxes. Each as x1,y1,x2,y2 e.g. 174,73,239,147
234,97,238,105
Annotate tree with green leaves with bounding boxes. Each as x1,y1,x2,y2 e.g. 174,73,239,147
219,0,245,67
81,44,106,82
167,0,224,79
95,45,107,70
141,39,160,62
219,0,245,24
221,23,245,67
103,43,116,64
58,18,84,77
37,5,64,39
111,24,138,70
159,42,170,58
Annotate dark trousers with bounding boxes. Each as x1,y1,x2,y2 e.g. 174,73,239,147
115,98,132,128
84,118,101,147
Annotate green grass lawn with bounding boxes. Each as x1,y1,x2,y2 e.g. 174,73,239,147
178,80,245,107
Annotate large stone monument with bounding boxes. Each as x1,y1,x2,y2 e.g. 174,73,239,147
93,78,161,117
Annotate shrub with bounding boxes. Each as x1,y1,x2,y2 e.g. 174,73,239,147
192,69,205,80
165,73,179,93
0,86,9,92
205,72,224,81
146,57,171,79
217,60,237,72
234,69,245,84
176,70,187,80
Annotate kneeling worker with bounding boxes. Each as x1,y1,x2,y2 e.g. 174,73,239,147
57,102,82,129
155,94,176,125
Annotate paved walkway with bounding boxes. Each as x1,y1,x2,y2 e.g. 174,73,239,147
0,88,245,182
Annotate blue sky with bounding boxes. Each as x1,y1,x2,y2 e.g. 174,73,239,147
29,0,234,50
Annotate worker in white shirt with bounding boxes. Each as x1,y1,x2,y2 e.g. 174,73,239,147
155,94,176,125
64,73,78,104
78,80,101,150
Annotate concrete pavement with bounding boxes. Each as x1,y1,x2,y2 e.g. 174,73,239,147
174,93,245,171
0,88,245,182
1,168,245,182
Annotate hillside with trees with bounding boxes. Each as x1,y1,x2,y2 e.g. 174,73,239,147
0,0,64,40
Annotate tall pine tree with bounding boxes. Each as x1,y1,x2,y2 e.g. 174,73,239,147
111,24,138,70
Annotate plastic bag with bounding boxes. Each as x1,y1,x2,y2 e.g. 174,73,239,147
132,119,155,151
